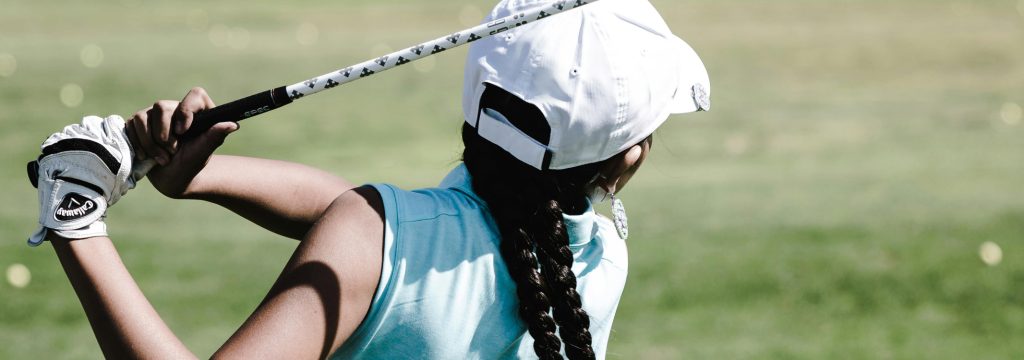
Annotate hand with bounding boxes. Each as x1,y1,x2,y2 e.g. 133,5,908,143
125,87,239,199
27,115,136,246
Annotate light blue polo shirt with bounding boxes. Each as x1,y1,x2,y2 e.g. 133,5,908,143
332,164,628,359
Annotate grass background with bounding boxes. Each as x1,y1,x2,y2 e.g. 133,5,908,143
2,0,1023,358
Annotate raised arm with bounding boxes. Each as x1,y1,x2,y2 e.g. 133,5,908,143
51,235,196,359
128,88,352,239
175,155,354,239
49,186,384,358
30,112,384,357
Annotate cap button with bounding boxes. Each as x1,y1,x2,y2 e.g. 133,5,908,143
692,83,711,111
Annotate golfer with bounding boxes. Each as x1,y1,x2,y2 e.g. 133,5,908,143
27,0,709,358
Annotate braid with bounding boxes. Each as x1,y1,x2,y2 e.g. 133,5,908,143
498,210,564,359
534,199,596,360
468,154,563,358
463,124,600,359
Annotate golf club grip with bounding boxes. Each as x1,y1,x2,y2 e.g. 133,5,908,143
181,86,292,139
131,86,291,179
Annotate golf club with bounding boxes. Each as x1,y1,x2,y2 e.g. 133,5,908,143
132,0,601,179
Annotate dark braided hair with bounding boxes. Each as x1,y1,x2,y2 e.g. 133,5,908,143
462,119,601,360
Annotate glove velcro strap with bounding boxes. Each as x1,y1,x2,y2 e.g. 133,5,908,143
37,151,118,199
41,138,121,174
40,179,107,231
26,168,110,247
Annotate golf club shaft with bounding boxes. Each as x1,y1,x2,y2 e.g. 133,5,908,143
132,0,600,179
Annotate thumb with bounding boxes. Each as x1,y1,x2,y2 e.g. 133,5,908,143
208,121,240,137
200,121,239,143
179,122,239,161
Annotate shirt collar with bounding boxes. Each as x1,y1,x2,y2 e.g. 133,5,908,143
441,164,597,248
439,163,480,202
561,201,598,247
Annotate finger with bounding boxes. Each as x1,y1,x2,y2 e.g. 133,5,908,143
130,109,158,161
148,100,179,156
173,87,217,136
125,113,145,161
160,101,180,154
144,105,173,165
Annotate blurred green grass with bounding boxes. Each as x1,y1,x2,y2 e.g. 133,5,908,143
2,0,1023,358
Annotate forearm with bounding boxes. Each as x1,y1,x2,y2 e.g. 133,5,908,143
183,155,353,239
51,236,196,359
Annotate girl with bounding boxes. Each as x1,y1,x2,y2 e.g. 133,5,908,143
30,0,709,358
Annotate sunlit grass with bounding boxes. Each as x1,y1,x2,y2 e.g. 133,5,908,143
1,0,1022,358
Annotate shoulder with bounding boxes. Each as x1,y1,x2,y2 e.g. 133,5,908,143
302,186,386,298
370,183,488,224
303,186,386,285
592,214,628,271
315,186,386,240
369,183,497,261
333,184,507,358
214,186,386,359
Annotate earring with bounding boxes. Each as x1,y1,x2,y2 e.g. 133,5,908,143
610,193,628,240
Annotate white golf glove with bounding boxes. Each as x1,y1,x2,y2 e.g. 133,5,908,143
27,115,137,246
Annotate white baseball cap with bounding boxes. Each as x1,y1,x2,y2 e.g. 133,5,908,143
463,0,710,170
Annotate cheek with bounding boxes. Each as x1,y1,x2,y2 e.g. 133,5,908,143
616,163,642,192
617,144,651,191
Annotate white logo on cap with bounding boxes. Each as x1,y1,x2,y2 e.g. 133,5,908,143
692,83,710,112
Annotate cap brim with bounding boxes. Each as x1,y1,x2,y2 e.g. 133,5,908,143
667,35,711,114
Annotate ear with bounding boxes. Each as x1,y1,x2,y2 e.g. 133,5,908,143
595,144,645,194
